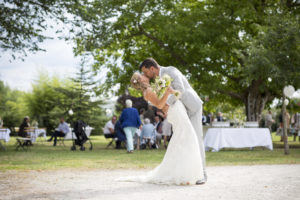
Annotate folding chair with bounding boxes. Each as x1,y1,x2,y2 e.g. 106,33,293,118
104,134,116,149
57,135,66,146
15,127,34,151
16,137,32,151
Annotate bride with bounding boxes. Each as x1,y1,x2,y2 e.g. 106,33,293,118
118,72,204,185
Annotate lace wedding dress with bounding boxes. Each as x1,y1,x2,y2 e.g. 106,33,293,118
118,101,204,185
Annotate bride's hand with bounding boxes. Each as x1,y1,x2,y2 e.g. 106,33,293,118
166,87,175,94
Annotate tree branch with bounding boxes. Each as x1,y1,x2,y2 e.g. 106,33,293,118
137,24,188,66
216,89,244,100
218,70,243,83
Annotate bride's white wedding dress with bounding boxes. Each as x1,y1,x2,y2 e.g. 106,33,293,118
119,101,204,185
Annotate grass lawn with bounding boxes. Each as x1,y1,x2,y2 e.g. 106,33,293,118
0,133,299,171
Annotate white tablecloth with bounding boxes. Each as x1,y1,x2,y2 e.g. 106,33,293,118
204,128,273,152
0,128,11,142
64,127,93,140
27,128,47,142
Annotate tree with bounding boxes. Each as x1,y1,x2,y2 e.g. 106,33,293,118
56,58,107,134
26,68,107,135
0,0,81,60
68,0,300,121
0,80,28,132
25,72,70,133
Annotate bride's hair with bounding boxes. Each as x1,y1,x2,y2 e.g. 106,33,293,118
130,73,148,91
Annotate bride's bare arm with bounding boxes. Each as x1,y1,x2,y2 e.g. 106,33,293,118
144,87,174,109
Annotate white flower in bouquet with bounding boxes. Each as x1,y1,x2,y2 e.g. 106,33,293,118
160,79,166,88
151,74,181,100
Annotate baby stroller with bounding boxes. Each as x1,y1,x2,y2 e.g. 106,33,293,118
71,120,93,151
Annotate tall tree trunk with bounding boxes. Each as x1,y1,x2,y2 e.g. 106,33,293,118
217,80,274,122
245,93,270,121
244,80,273,121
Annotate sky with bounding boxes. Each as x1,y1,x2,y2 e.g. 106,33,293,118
0,34,80,92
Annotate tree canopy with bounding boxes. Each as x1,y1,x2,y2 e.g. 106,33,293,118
67,0,300,120
0,0,80,59
1,0,299,121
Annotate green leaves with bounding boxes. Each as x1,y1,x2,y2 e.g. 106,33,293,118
128,87,143,98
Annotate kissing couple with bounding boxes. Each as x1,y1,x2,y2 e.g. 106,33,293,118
119,58,207,185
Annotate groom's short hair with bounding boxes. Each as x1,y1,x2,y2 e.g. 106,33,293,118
139,58,159,70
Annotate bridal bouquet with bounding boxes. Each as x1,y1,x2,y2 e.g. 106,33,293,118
150,74,181,99
128,74,181,99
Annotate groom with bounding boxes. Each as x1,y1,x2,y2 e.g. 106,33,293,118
140,58,207,185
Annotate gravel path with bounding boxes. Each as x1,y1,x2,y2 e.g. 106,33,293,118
0,165,299,200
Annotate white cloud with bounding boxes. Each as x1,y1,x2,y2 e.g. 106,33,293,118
0,27,80,91
0,16,82,91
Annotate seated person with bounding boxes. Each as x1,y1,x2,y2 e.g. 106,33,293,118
103,115,117,138
114,119,126,149
48,117,70,146
18,116,30,138
18,116,32,146
140,118,156,149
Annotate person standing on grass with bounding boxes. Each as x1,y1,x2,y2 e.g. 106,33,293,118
119,99,142,153
266,110,274,133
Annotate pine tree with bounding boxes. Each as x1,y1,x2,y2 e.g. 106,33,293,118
53,58,106,134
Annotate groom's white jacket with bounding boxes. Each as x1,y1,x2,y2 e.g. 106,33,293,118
160,66,203,117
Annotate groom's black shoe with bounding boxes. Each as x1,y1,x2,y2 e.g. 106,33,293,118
196,179,206,185
196,173,207,185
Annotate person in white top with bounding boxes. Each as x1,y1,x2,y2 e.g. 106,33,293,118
104,116,117,139
48,117,70,146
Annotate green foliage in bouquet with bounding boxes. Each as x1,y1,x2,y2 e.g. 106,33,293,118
128,87,143,98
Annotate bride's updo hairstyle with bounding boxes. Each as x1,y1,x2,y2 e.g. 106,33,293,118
130,72,147,91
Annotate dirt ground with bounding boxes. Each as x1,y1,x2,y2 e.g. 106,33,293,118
0,165,299,200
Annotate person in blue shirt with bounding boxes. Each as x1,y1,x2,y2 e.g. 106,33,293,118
119,99,142,153
140,118,157,149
